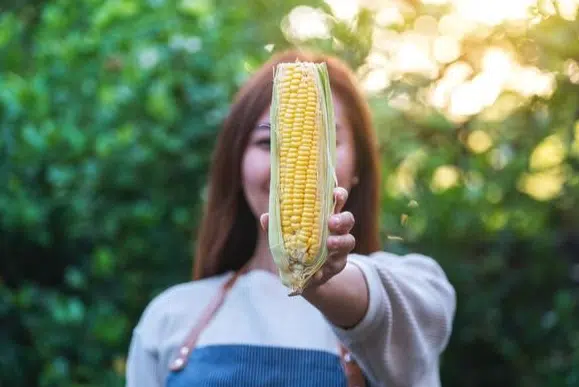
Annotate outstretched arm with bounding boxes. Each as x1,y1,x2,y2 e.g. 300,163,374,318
260,187,368,328
306,252,456,387
261,187,456,386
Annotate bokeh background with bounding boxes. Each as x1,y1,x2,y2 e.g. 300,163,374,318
1,0,578,386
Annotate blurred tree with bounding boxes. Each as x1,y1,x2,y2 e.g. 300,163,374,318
338,1,579,386
0,0,321,385
1,0,578,386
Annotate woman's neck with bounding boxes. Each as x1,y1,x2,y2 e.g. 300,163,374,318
246,223,277,273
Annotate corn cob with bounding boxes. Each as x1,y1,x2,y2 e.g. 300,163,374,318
268,60,337,296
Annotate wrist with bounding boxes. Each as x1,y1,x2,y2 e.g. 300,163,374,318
301,262,369,329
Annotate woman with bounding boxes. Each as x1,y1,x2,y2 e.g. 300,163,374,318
126,49,456,387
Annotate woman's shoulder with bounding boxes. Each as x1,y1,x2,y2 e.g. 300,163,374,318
132,272,232,349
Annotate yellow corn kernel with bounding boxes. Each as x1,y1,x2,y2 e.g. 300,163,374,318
268,60,337,296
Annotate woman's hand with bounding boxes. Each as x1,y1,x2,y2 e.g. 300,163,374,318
259,186,356,290
303,186,356,288
261,187,368,328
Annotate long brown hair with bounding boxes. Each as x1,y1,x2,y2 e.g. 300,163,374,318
193,49,382,280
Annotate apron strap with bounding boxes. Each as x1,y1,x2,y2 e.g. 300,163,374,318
169,268,367,387
169,268,246,371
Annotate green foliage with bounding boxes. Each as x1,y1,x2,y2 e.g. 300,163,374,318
0,0,316,385
1,1,578,386
364,5,579,387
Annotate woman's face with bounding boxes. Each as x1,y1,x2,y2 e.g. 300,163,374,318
241,93,358,221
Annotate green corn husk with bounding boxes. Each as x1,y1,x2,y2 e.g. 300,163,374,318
267,61,338,296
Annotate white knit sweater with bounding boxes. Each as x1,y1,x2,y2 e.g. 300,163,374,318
126,251,456,387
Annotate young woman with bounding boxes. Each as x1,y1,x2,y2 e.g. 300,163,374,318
126,49,456,387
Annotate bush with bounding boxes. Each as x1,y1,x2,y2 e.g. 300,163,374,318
366,4,579,385
1,1,578,386
0,0,313,385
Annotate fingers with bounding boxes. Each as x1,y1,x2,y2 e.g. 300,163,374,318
309,252,348,287
264,186,349,234
300,188,354,292
327,233,356,255
333,187,348,214
262,211,354,236
327,252,348,274
328,211,355,235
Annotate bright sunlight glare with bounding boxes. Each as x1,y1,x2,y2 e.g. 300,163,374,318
301,0,577,203
431,165,461,192
362,69,391,94
375,5,405,26
324,0,360,20
393,33,438,77
280,0,564,109
446,48,514,117
467,130,494,154
518,168,566,201
437,47,556,118
556,0,579,20
428,62,473,109
529,135,567,170
453,0,537,25
285,6,330,41
422,0,539,25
